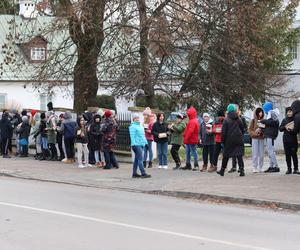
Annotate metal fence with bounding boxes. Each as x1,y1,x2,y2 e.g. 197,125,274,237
116,112,131,152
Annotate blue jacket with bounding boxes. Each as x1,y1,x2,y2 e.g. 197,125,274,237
129,121,148,147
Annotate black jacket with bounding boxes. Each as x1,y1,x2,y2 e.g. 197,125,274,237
18,122,31,139
279,117,298,144
260,111,279,140
222,111,244,157
291,100,300,134
0,114,13,139
152,121,169,143
75,127,89,144
40,120,48,138
89,122,102,150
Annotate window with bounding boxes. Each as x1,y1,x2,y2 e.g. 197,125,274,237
31,47,46,61
0,94,7,109
40,94,52,111
289,43,298,60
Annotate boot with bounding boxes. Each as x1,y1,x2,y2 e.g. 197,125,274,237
193,163,200,171
143,161,147,168
228,166,236,173
181,163,192,170
200,164,207,172
148,161,153,168
39,149,46,161
173,162,181,170
217,167,225,176
293,168,300,174
286,169,292,174
239,166,245,177
208,164,217,173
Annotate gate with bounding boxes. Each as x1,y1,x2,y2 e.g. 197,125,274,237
116,113,131,152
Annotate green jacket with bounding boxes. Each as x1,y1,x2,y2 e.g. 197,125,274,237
170,120,186,145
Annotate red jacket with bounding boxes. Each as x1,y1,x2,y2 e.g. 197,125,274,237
184,107,200,145
212,116,225,143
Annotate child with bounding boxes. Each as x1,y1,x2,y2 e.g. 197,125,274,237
279,107,299,174
182,107,200,170
17,116,31,157
248,107,265,173
75,117,90,168
143,107,155,168
200,113,215,172
211,110,225,172
90,114,103,167
260,102,280,173
217,104,245,177
168,113,186,170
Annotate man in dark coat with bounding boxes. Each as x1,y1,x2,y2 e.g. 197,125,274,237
0,111,13,158
217,104,245,177
291,100,300,134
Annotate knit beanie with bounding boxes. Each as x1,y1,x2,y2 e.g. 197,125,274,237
104,110,112,118
143,107,152,116
227,104,237,113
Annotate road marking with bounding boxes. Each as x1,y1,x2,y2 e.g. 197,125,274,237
0,201,271,250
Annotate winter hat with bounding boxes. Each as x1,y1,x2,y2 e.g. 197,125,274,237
227,104,237,113
132,113,139,120
41,113,46,119
31,109,37,117
143,107,152,116
104,110,112,118
203,113,210,118
22,116,28,123
94,114,101,121
176,113,184,119
11,108,17,115
263,102,273,115
21,109,27,116
47,102,54,111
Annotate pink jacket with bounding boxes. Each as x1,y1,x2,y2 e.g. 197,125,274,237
144,122,154,141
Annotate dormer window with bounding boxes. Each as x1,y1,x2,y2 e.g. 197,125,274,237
31,47,46,61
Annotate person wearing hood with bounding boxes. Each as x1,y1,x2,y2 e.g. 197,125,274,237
90,114,104,167
17,116,31,157
152,112,169,169
142,107,155,169
46,111,58,161
56,114,66,161
30,112,42,160
279,107,299,174
248,107,265,173
168,113,186,170
129,113,151,178
101,110,119,169
200,113,215,172
0,111,13,158
182,107,200,170
211,110,225,172
291,100,300,134
61,111,77,164
217,104,245,177
260,102,280,173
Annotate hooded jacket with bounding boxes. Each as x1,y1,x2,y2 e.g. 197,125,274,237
248,107,264,139
61,111,77,139
184,107,200,145
222,111,245,157
260,109,279,140
279,109,297,144
129,121,148,147
89,115,102,150
0,113,13,139
170,119,186,145
291,100,300,134
18,118,31,139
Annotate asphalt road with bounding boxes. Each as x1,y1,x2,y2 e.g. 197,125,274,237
0,177,299,250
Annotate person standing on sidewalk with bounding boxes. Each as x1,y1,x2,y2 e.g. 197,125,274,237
90,114,103,167
260,102,280,173
211,110,225,172
182,107,200,171
75,117,91,168
168,113,186,170
142,107,154,169
200,113,215,172
17,116,31,157
248,107,265,173
61,111,77,164
129,113,151,178
217,104,245,177
56,114,65,161
39,113,50,160
47,111,58,161
152,113,169,169
279,107,299,174
0,110,13,158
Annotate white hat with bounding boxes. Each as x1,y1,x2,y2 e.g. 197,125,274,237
132,113,139,120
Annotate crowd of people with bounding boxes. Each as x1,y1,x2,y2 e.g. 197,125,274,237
0,102,119,169
1,100,300,178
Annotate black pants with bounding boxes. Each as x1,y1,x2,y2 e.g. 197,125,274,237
203,145,214,165
284,142,298,171
171,144,181,164
21,145,28,156
64,137,75,159
1,138,9,156
232,157,237,168
49,143,58,159
57,134,65,159
221,155,244,172
212,143,222,166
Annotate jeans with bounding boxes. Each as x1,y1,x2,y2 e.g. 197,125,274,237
132,146,146,175
103,150,118,168
41,137,48,150
64,137,75,159
185,144,198,165
157,142,168,166
252,138,264,170
144,140,153,162
283,142,298,171
171,144,181,164
212,143,222,166
202,145,214,165
76,143,89,165
94,150,101,163
265,138,278,168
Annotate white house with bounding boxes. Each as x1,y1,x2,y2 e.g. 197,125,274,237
0,0,134,113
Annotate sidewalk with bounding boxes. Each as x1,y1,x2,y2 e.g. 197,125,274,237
1,155,300,210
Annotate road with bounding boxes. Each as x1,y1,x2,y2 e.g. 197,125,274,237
0,177,299,250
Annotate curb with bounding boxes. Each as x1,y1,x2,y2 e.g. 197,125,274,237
1,172,299,212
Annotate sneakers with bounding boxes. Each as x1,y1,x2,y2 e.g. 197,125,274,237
141,174,151,178
173,163,181,170
148,161,153,168
132,174,142,178
181,164,192,170
228,167,236,173
217,170,224,176
208,165,217,173
286,170,292,175
78,164,85,168
265,167,280,173
293,169,300,174
158,165,163,169
162,165,168,170
86,164,93,168
3,155,11,158
253,168,259,173
240,171,245,177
